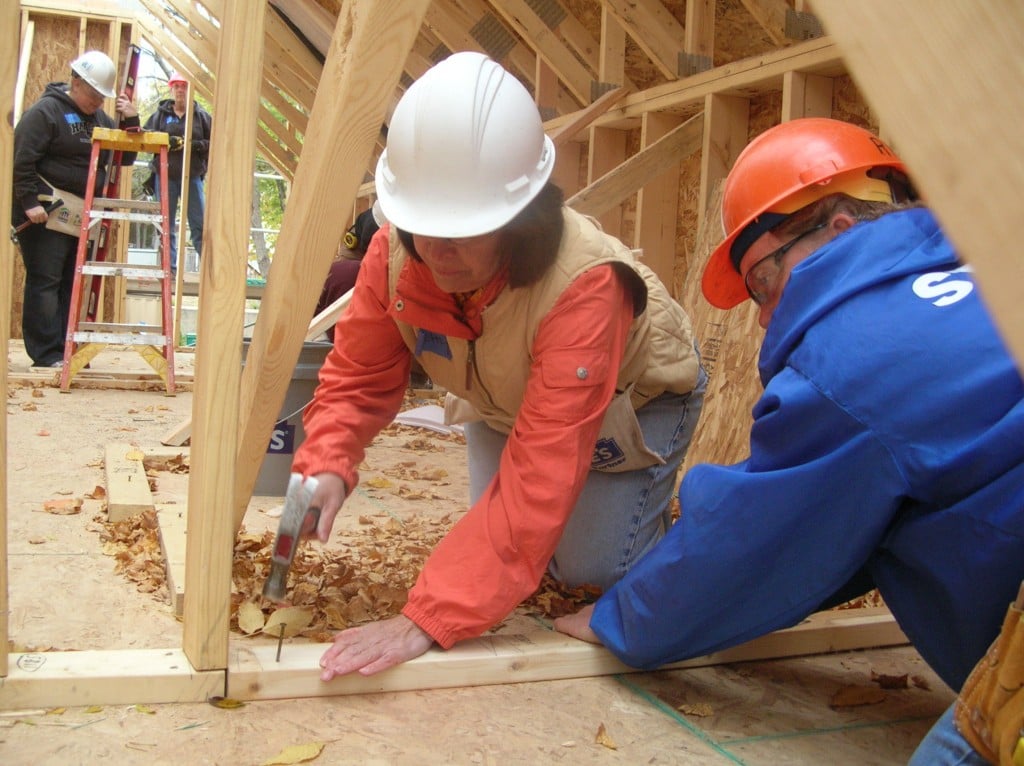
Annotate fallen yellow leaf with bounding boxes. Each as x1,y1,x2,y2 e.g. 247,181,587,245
238,600,266,635
260,741,326,765
263,606,314,638
595,722,617,750
208,696,247,709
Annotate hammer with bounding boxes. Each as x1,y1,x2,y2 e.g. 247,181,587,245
10,197,65,245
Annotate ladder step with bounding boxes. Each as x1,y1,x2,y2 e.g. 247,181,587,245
93,197,161,211
82,264,169,278
87,210,165,224
74,327,169,345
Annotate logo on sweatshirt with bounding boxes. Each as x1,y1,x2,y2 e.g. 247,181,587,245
414,330,452,360
912,264,974,307
64,112,86,136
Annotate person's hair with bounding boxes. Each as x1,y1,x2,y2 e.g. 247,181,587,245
776,194,925,238
397,182,565,289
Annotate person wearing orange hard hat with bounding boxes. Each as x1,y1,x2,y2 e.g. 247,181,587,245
556,118,1024,764
142,71,212,275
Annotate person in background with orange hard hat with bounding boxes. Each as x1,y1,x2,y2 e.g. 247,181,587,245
555,118,1024,764
291,51,705,678
142,71,212,275
12,50,140,368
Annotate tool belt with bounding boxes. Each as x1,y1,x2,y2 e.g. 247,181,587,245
38,177,96,240
955,581,1024,764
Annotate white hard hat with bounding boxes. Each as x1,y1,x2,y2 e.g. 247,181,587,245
375,51,555,238
71,51,117,98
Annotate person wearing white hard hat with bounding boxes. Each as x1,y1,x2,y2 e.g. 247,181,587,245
290,51,705,678
11,50,139,368
142,72,212,274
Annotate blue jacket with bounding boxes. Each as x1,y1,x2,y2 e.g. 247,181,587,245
591,208,1024,690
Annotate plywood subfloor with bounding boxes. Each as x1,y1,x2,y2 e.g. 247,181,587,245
2,341,952,764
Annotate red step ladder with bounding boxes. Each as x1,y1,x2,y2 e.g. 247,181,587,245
59,127,176,394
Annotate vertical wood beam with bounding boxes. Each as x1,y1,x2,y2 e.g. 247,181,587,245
683,0,715,75
233,0,432,529
183,0,267,672
635,112,683,291
811,0,1024,370
0,0,18,679
698,94,749,235
782,71,833,120
589,7,628,236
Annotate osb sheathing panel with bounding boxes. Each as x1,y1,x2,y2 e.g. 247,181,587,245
11,13,134,340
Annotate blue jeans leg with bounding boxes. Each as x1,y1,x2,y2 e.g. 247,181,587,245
157,178,182,272
464,369,707,591
186,176,205,258
908,703,991,766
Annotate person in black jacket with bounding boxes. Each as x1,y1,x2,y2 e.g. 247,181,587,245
12,50,140,368
142,72,212,274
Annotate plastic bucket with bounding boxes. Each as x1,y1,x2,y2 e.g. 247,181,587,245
244,340,332,496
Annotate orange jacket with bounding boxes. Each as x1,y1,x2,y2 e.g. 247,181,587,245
294,225,632,647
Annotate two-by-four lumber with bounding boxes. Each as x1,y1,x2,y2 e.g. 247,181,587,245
104,443,155,522
232,1,431,534
182,0,267,673
0,649,223,708
1,0,18,678
228,607,906,701
0,607,904,709
567,111,704,220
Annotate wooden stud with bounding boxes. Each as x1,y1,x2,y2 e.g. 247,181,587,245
698,93,749,236
233,1,431,532
782,70,833,121
182,0,267,672
570,113,703,221
0,0,17,679
156,504,187,614
104,443,155,522
635,111,684,290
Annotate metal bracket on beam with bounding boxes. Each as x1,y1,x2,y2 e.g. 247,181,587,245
470,14,517,63
786,9,824,41
679,52,713,77
525,0,567,30
590,80,620,103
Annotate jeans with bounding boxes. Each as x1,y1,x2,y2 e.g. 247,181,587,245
908,704,991,766
18,223,78,366
464,369,707,591
156,175,205,272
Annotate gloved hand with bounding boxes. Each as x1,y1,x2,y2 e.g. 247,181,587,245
955,582,1024,764
142,172,155,196
168,136,184,152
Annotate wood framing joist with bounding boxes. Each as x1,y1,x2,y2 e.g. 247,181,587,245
0,649,224,708
0,607,905,709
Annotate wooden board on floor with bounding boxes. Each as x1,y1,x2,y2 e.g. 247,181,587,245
0,649,224,708
104,443,155,522
156,504,187,614
229,607,907,701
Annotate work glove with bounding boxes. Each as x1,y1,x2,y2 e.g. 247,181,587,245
168,136,184,152
955,581,1024,765
142,172,155,197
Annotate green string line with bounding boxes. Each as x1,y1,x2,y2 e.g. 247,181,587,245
721,714,937,745
615,675,747,765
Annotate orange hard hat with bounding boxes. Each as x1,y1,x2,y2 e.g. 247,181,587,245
702,118,908,309
168,72,188,88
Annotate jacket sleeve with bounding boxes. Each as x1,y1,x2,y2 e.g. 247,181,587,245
590,364,910,669
402,266,633,648
12,105,53,213
291,230,410,493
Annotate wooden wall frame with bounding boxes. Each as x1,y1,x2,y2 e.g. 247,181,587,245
5,0,1023,706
